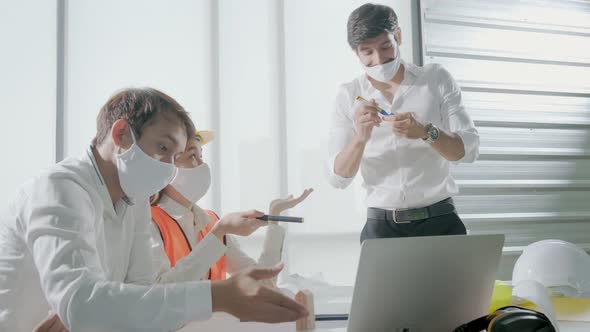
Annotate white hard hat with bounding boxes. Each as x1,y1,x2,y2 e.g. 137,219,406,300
512,239,590,297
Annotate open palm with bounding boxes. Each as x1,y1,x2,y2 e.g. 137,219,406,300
269,188,314,215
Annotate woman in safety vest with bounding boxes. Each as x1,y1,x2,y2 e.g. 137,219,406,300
150,130,313,283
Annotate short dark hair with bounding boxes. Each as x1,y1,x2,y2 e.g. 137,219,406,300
95,87,196,146
347,3,398,49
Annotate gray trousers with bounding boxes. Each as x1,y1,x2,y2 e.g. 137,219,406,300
360,212,467,244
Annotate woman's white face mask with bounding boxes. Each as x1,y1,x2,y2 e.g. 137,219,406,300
115,127,177,200
169,162,211,203
361,40,401,82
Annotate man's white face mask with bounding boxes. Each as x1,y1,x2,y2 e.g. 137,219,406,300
115,127,177,201
361,39,401,82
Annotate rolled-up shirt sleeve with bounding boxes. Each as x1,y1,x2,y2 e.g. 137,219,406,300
23,178,213,332
223,223,287,277
437,65,480,164
257,224,286,269
326,85,357,189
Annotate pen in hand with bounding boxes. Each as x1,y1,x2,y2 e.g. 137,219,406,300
355,96,394,116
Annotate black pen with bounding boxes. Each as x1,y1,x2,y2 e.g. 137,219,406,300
256,215,304,223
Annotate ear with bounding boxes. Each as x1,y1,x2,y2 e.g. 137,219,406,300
111,119,133,151
395,27,402,46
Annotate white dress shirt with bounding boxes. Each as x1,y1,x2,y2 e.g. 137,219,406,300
150,195,286,283
0,147,212,332
327,62,479,210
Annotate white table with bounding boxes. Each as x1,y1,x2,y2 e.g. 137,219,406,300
181,284,590,332
181,313,590,332
308,320,590,332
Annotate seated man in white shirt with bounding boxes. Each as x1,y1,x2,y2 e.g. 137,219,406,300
149,129,313,283
0,87,307,332
327,3,480,242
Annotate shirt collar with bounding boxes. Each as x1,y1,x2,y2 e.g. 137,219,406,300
158,194,192,221
402,60,420,78
361,60,422,110
86,145,106,187
85,144,133,220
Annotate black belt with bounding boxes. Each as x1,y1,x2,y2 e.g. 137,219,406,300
367,198,456,224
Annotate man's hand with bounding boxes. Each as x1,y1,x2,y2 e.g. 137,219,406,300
353,99,382,144
212,210,267,238
211,263,308,323
384,112,427,139
268,188,314,224
33,312,69,332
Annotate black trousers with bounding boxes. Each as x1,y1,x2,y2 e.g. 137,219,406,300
360,211,467,244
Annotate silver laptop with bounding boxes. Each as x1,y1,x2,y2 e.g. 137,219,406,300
346,234,505,332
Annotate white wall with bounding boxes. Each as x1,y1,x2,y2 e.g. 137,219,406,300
65,0,215,208
217,0,283,214
0,0,57,205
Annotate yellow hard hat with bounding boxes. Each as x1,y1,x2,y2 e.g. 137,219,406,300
195,130,214,145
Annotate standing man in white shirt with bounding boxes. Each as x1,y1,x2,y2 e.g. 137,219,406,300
327,3,479,242
0,87,307,332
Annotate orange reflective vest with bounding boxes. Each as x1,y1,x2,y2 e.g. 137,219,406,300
151,205,227,280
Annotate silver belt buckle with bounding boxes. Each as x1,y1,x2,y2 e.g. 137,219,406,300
393,210,411,224
394,208,429,223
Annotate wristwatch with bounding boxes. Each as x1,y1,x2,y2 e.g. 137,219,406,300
422,123,440,144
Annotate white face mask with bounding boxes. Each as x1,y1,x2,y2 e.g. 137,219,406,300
116,127,177,200
362,40,401,82
169,162,211,203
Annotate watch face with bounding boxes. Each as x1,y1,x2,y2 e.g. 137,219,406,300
429,125,440,140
